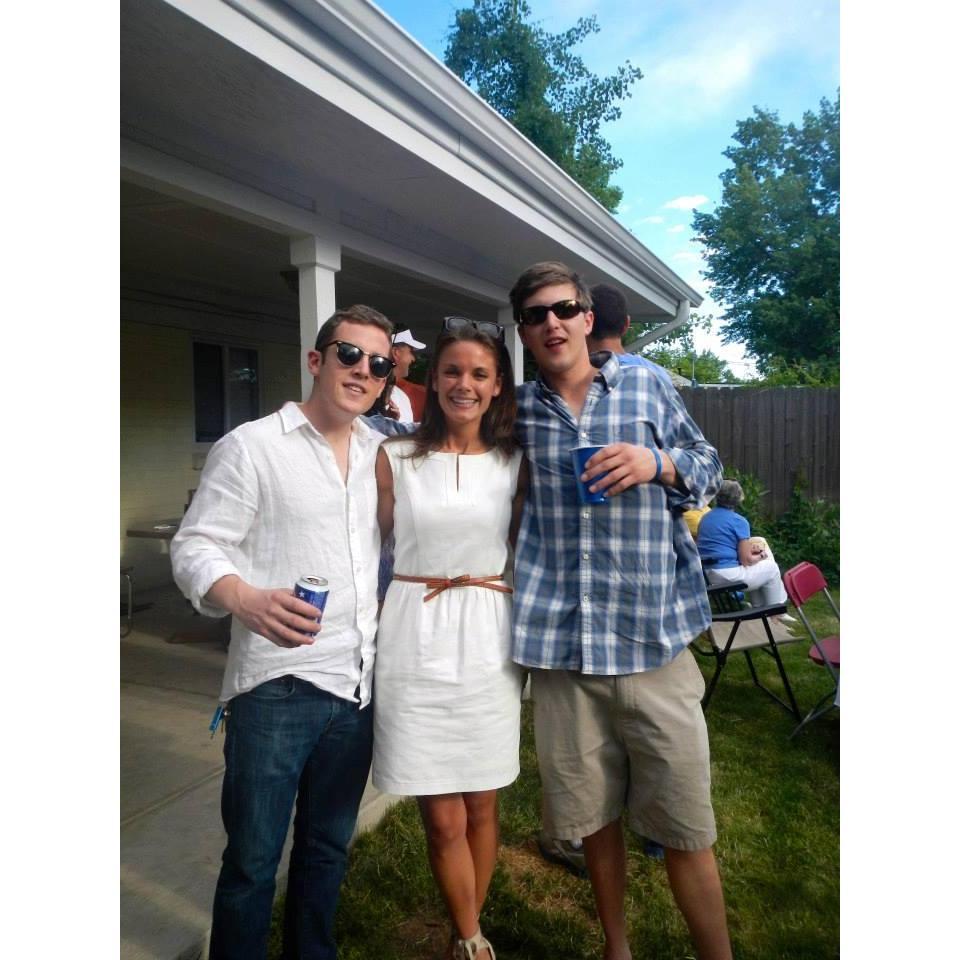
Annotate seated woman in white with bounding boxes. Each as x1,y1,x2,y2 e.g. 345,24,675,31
696,479,791,611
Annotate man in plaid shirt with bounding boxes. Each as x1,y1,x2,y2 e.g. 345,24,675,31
511,262,731,960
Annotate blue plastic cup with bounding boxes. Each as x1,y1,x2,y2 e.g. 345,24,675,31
571,445,608,504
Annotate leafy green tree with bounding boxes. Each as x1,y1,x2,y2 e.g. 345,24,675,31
753,356,839,386
624,312,744,383
642,345,742,384
624,311,714,353
693,95,839,377
444,0,642,211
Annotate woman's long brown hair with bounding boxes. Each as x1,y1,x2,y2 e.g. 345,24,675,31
395,325,518,460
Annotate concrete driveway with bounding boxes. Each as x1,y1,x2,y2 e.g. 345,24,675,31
120,585,396,960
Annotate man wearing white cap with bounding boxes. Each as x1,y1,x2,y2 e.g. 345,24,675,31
390,328,427,422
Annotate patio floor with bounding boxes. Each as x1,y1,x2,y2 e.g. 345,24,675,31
120,584,398,960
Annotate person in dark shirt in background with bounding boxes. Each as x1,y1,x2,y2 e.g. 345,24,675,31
586,282,675,389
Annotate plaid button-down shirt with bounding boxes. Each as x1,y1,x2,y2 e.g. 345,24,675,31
512,353,723,675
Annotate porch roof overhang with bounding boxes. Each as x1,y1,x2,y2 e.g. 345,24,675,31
121,0,702,321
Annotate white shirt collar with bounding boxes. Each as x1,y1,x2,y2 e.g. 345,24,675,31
278,400,380,447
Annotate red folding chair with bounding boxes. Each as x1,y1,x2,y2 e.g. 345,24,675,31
783,562,840,737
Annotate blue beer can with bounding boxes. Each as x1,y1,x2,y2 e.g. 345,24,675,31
294,575,330,632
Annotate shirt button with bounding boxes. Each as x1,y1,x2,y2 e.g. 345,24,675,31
582,509,590,519
583,594,590,603
582,552,590,560
580,431,588,439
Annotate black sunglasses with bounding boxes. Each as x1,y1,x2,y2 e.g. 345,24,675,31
518,299,585,326
443,315,505,342
322,340,395,380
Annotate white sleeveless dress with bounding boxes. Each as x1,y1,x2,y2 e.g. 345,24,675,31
372,440,525,795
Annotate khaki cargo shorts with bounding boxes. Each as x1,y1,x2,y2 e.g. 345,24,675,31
530,648,717,852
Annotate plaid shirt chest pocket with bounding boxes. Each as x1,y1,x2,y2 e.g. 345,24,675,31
594,417,658,448
584,388,663,447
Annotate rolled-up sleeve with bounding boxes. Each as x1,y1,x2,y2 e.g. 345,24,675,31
656,387,723,510
171,433,259,617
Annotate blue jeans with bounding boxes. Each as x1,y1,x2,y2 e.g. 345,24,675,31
209,676,373,960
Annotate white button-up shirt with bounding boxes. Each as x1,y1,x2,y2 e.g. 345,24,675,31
171,402,384,706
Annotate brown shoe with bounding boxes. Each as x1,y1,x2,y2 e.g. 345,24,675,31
537,831,588,878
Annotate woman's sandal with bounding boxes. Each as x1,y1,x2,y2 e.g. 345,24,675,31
452,927,496,960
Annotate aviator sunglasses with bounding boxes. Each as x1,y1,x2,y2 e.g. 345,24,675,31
517,298,585,326
322,340,395,380
443,315,505,342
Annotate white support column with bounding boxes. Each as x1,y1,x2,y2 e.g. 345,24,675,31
498,306,524,385
290,234,341,400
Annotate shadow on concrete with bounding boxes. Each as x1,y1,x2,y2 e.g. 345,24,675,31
120,584,399,960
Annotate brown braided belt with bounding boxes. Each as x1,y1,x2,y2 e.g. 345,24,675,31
392,573,513,603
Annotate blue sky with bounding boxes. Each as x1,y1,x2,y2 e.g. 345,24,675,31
375,0,840,379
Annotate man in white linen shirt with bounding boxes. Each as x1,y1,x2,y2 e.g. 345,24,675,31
171,304,394,960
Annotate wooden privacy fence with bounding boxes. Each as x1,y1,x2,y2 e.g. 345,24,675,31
676,386,839,517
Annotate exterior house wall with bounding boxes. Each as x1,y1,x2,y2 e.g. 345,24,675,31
121,310,300,589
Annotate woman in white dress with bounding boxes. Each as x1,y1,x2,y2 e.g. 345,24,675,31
373,317,525,960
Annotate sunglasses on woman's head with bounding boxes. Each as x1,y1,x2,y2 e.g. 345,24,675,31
517,299,584,326
442,315,505,342
322,340,395,380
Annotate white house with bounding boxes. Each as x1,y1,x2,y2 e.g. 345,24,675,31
121,0,703,588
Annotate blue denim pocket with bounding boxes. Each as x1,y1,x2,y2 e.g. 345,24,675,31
247,675,297,700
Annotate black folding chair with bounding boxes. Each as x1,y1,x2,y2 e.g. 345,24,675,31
692,578,802,720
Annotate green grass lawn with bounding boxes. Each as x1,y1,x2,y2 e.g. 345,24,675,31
271,591,839,959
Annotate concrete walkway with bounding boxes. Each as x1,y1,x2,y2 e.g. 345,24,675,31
120,585,399,960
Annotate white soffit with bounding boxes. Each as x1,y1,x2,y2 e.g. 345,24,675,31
156,0,701,312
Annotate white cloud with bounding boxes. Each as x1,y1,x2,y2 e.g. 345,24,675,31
663,195,709,210
667,224,685,234
649,40,758,106
638,215,665,224
672,251,701,264
587,0,840,134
